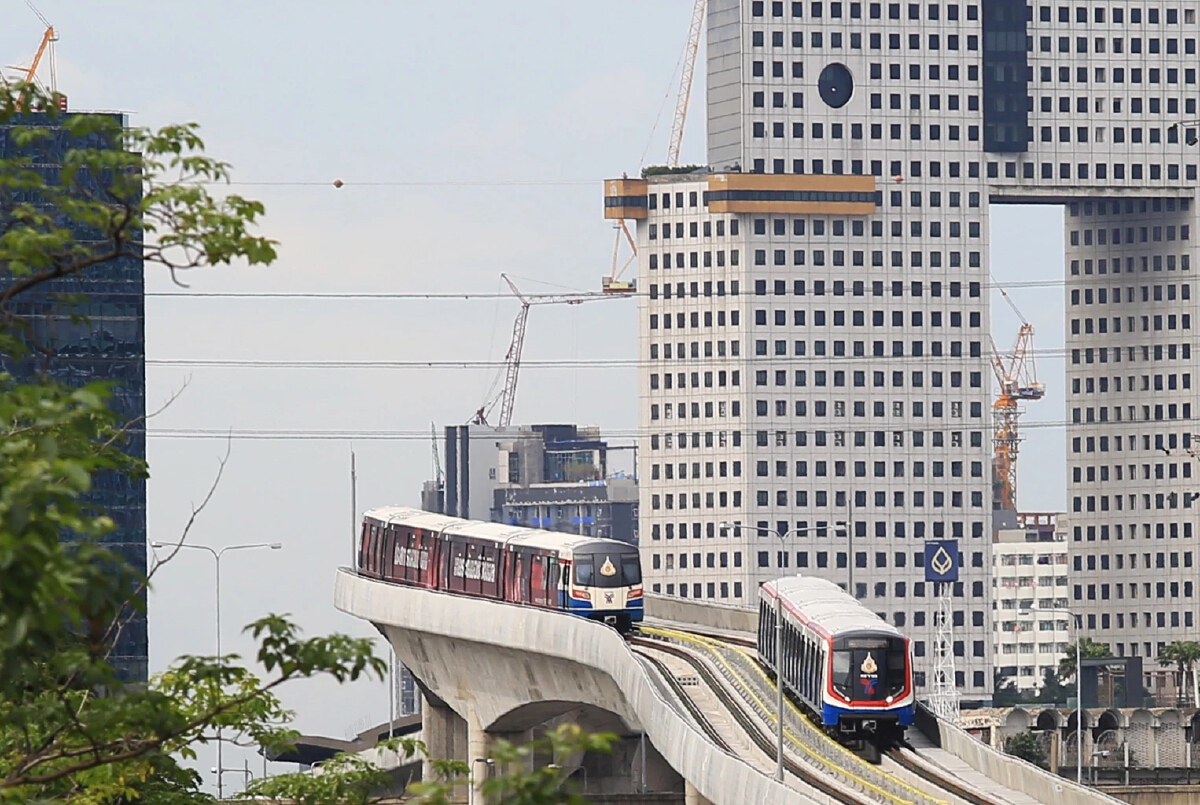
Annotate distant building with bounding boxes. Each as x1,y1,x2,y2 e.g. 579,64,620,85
425,423,638,543
0,111,147,682
992,512,1071,693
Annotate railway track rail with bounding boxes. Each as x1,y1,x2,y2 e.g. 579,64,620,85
630,635,877,805
884,749,999,805
638,625,1016,805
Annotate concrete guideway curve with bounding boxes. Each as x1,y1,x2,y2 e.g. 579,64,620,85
333,568,822,805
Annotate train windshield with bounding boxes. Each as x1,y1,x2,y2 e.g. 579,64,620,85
574,552,640,587
831,637,906,701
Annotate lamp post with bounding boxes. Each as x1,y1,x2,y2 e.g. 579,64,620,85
1020,605,1081,784
471,758,495,805
720,521,815,782
153,541,282,799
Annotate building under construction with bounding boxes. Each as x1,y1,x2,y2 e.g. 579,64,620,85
421,423,638,545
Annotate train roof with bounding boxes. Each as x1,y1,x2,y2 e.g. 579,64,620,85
364,506,462,531
362,506,637,555
762,576,902,640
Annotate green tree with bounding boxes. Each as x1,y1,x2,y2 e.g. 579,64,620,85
1158,641,1200,707
240,725,616,805
1033,668,1073,705
1056,637,1112,683
0,83,609,805
1003,731,1047,768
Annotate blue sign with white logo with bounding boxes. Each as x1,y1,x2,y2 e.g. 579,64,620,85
923,540,959,582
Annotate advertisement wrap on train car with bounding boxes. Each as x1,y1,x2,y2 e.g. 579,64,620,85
453,553,498,583
356,506,642,632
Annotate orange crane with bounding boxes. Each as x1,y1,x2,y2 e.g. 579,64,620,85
472,275,620,428
990,289,1045,512
5,2,58,106
601,1,705,295
667,0,707,168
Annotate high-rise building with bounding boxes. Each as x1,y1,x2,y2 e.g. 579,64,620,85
992,512,1070,693
608,0,1200,700
1,112,147,681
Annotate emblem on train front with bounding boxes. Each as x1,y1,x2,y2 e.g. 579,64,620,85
605,592,614,604
860,654,879,695
600,557,617,576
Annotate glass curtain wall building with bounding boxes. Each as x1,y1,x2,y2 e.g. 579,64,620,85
0,112,147,682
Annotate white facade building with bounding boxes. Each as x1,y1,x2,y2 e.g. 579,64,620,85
992,513,1071,692
608,0,1200,701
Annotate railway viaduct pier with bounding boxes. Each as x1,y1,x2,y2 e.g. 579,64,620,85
334,568,1124,805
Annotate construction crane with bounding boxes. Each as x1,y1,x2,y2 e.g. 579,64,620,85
472,275,621,428
990,287,1045,512
430,421,443,486
5,2,58,106
602,218,638,294
667,0,707,167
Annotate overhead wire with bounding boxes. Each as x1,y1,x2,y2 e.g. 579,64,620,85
145,349,1078,371
143,419,1083,442
140,278,1073,301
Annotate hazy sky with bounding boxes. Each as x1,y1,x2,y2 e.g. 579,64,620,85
1,1,1065,792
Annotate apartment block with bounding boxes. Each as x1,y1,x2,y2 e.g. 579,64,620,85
606,0,1200,699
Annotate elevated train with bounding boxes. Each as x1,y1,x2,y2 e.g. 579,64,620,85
759,576,914,762
357,506,643,631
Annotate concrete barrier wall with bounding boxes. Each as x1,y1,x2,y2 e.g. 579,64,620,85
1097,786,1197,805
644,594,758,634
334,570,817,805
935,716,1125,805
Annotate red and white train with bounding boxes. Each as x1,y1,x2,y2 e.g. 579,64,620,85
357,506,643,631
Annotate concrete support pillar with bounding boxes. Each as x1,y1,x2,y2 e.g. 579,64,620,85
421,700,464,785
468,711,492,805
685,780,713,805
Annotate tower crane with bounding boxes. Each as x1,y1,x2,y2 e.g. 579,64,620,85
4,2,58,106
601,218,638,294
668,0,707,168
472,275,621,428
990,287,1045,512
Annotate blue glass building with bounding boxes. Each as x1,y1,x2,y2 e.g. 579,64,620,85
0,113,147,682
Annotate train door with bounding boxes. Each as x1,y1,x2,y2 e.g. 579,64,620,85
547,559,562,609
358,521,370,572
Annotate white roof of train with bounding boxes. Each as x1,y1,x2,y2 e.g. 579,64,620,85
762,575,903,640
362,506,636,555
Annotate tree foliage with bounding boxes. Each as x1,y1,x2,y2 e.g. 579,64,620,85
1056,638,1112,682
241,725,617,805
1158,641,1200,706
1003,732,1047,768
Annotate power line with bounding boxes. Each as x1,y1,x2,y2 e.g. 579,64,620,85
145,349,1078,371
143,419,1087,441
142,278,1072,301
220,179,599,188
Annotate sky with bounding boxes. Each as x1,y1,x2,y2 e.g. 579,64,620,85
1,0,1066,793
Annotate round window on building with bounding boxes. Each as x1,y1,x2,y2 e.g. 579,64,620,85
818,63,854,108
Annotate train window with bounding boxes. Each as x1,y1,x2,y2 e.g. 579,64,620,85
831,650,852,694
574,558,594,586
621,554,642,585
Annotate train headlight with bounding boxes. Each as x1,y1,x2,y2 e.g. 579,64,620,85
885,695,894,703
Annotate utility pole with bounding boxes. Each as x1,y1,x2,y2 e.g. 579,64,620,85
351,449,358,569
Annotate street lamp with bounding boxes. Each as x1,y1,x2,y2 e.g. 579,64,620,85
720,521,811,783
153,541,282,799
1020,605,1081,785
470,758,495,805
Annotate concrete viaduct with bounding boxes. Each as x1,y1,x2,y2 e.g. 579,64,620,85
334,568,1125,805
